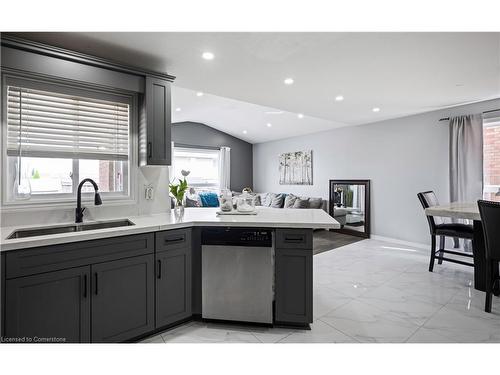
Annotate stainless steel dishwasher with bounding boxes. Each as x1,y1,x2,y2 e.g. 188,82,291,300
201,227,274,324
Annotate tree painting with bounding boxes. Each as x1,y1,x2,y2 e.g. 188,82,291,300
279,150,313,185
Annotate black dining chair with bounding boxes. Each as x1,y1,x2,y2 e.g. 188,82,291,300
417,191,474,272
477,199,500,313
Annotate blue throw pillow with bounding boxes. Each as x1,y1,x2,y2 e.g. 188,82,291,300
199,192,220,207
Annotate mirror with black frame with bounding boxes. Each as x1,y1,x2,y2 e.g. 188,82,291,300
329,179,370,238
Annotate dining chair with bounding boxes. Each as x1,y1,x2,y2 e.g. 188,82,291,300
477,199,500,313
417,191,474,272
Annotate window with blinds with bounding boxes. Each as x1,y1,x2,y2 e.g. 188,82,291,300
7,86,130,161
2,77,133,204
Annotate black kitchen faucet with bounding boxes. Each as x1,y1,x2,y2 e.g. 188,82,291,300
75,178,102,223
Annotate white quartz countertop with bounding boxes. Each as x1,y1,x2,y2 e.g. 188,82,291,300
0,207,340,252
424,202,480,221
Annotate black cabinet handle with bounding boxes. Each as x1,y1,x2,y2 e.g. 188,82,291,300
95,273,99,295
157,260,162,279
83,274,88,298
285,236,304,242
147,142,152,158
164,236,184,243
284,236,304,243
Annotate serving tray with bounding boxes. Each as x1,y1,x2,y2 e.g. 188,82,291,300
216,210,258,215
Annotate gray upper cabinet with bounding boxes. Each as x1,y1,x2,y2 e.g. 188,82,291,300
140,76,172,166
5,266,91,343
1,36,176,168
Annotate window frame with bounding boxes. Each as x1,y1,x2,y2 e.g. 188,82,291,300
1,71,138,209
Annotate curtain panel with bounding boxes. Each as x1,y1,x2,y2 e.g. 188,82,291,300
449,114,483,250
449,114,484,203
219,147,231,191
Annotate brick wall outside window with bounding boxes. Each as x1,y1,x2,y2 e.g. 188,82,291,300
483,120,500,202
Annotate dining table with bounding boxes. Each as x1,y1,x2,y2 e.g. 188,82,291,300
425,202,499,293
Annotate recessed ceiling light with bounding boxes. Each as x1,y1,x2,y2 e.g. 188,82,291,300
196,92,204,97
284,78,294,85
297,113,304,119
266,123,272,127
372,107,380,112
335,95,344,102
202,52,214,60
175,107,181,112
243,130,248,134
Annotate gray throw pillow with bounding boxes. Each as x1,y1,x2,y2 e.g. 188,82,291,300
284,194,298,208
308,197,323,209
258,193,270,207
185,197,200,207
293,197,310,208
270,193,284,208
264,193,276,206
253,194,262,206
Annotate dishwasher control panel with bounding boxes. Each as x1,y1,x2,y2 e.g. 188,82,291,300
201,227,273,247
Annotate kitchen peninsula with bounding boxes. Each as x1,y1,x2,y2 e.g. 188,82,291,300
0,207,339,343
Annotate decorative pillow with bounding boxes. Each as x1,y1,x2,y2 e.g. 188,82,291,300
185,197,200,207
308,197,323,209
270,193,285,208
283,194,298,208
265,193,277,207
253,194,262,206
293,197,310,209
258,193,271,207
199,192,220,207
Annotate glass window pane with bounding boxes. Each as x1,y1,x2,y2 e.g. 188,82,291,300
79,159,126,193
173,148,220,189
12,157,73,195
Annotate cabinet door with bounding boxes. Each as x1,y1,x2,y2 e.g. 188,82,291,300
275,248,313,325
91,255,154,343
156,246,192,328
5,266,90,343
145,76,171,165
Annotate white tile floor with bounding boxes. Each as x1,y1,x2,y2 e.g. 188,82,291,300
141,238,500,343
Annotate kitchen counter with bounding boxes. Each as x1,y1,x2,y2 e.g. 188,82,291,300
0,207,340,252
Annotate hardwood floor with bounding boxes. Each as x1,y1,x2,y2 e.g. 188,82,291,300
313,230,363,255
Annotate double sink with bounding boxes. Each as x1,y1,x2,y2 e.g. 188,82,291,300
7,219,135,239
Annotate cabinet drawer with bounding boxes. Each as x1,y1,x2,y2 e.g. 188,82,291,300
155,228,191,253
5,233,154,279
275,229,313,249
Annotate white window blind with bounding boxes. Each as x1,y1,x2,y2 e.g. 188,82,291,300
7,86,130,161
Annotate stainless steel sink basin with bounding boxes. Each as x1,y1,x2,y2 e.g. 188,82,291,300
7,219,135,239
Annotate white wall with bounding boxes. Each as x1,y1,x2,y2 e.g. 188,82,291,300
253,98,500,245
0,166,171,227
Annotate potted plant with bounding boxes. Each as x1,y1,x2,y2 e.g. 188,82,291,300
169,170,190,216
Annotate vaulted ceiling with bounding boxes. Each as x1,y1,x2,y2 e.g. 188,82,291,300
11,32,500,143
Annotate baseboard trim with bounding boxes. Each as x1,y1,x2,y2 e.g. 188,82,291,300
370,234,428,251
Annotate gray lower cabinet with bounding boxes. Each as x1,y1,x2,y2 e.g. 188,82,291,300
275,233,313,325
91,255,155,343
5,266,91,343
155,245,192,328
